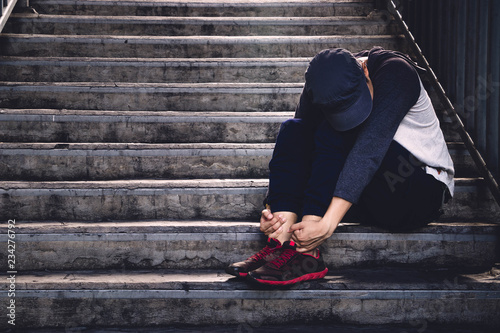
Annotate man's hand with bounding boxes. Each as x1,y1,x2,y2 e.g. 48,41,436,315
259,209,287,239
289,217,335,253
289,197,352,253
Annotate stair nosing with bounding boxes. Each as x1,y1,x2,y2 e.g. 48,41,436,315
0,33,401,44
0,142,466,150
6,220,499,233
8,266,500,295
0,178,485,190
30,0,376,8
0,109,295,122
0,56,313,67
9,14,388,25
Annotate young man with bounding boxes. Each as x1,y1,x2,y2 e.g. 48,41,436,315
226,47,454,286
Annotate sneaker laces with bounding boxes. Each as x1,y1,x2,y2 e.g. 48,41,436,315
269,248,296,269
248,245,274,262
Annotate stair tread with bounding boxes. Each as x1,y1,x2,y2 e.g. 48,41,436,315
8,267,500,292
30,0,375,6
0,142,275,150
28,0,376,18
0,56,313,65
0,81,305,88
0,109,295,117
7,220,499,234
0,142,467,151
0,33,399,42
4,219,497,271
9,13,386,24
6,13,395,36
0,178,484,189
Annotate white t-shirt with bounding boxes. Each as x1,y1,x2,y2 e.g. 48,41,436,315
393,78,455,196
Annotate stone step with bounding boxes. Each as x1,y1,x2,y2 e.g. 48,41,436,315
2,268,499,329
28,0,376,17
0,109,468,145
0,179,498,222
0,56,311,83
0,81,305,111
1,221,498,271
8,325,498,333
0,143,274,180
0,142,477,181
0,34,405,58
0,109,291,143
5,14,397,36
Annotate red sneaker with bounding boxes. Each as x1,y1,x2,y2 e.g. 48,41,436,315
225,238,282,278
247,241,328,286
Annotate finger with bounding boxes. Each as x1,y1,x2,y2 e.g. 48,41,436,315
261,219,283,235
261,222,275,235
263,222,280,234
269,226,284,239
294,237,318,252
275,215,287,227
261,209,273,221
288,222,303,233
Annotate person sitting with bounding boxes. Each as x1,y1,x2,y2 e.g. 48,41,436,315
226,47,454,286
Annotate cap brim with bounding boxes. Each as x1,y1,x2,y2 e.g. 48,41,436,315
324,82,373,132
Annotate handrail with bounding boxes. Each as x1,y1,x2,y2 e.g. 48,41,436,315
386,0,500,207
0,0,19,33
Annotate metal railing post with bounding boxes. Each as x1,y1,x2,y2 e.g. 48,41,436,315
0,0,21,33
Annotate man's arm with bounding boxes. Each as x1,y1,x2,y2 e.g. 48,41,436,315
333,56,421,204
289,197,352,252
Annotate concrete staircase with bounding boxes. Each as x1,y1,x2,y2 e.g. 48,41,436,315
0,0,499,330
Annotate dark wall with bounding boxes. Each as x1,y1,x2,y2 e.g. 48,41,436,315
393,0,500,179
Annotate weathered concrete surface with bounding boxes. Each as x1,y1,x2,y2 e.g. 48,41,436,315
5,14,398,36
0,142,477,180
6,266,500,291
1,268,498,329
0,110,290,143
0,179,498,222
0,82,303,111
0,34,406,58
0,143,274,180
0,57,310,83
0,108,473,145
6,296,499,329
0,179,268,221
29,0,376,17
0,221,497,271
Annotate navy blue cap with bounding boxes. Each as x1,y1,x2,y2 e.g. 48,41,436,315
305,48,373,131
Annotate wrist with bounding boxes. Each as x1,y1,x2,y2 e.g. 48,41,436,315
322,213,339,236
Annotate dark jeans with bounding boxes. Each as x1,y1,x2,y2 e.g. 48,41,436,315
265,118,447,231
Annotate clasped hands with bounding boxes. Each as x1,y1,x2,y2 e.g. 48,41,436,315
260,209,335,253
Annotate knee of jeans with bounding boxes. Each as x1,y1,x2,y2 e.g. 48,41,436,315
280,118,304,132
277,119,310,143
314,121,351,152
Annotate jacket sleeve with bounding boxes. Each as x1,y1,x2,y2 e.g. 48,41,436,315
333,56,421,203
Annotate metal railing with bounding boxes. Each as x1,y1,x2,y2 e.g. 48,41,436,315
0,0,19,33
384,0,500,207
